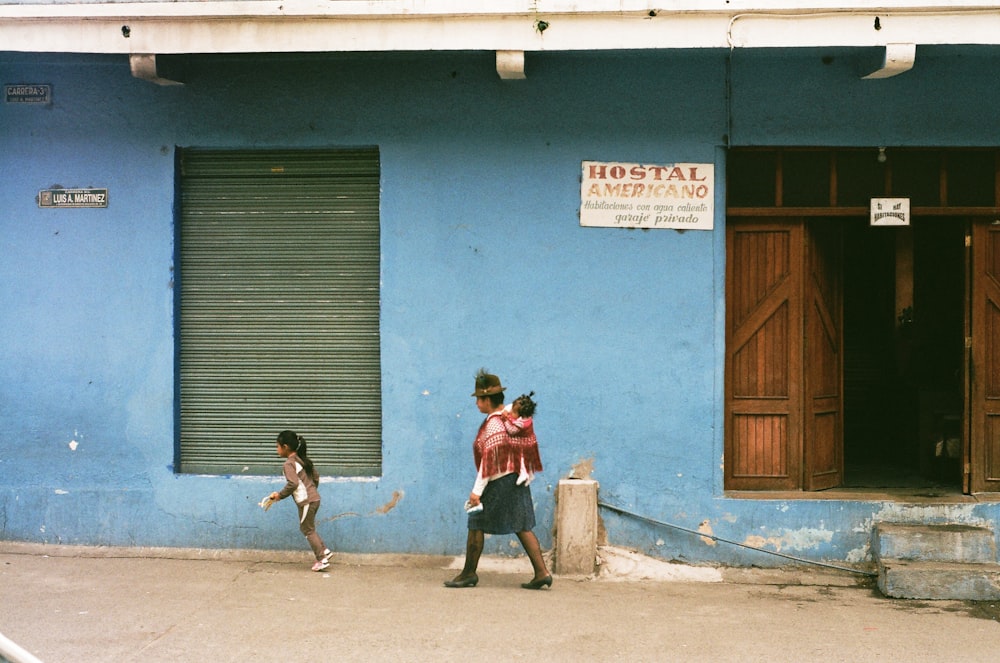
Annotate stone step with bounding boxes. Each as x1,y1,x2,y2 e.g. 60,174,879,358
878,559,1000,600
874,523,997,564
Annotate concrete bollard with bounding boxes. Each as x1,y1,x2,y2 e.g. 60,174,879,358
555,478,599,575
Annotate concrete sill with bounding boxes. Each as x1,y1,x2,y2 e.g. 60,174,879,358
723,488,1000,503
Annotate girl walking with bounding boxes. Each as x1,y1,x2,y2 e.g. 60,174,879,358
268,430,334,572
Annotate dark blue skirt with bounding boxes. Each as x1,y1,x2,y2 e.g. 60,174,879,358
468,472,536,535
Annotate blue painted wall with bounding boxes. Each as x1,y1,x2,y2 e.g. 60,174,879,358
3,46,1000,565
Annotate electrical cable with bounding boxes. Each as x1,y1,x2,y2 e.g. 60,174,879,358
598,500,877,578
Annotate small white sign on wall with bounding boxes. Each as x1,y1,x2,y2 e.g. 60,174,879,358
870,198,910,226
580,161,714,230
38,188,108,208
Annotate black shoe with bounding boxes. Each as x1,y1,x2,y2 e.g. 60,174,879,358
520,575,553,590
444,574,479,588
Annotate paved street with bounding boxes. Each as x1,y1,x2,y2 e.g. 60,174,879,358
1,545,999,662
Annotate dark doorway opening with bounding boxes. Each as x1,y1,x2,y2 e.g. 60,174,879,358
842,218,965,490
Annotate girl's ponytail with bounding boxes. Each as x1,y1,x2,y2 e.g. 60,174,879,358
296,434,317,482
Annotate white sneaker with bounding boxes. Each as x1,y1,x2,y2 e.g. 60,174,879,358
311,559,330,572
320,549,334,564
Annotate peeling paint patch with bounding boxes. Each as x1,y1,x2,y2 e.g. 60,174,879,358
374,490,403,514
697,520,717,546
742,526,833,552
568,457,595,480
322,511,360,523
845,544,870,564
68,440,79,451
54,489,69,495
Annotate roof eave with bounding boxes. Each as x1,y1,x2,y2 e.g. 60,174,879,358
2,2,1000,54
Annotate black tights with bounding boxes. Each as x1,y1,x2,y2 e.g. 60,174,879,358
455,528,550,582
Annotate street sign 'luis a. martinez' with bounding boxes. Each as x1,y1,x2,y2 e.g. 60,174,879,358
38,188,109,208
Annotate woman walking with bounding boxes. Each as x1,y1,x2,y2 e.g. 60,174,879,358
445,369,552,589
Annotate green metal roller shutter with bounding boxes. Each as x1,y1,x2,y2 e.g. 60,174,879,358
177,148,381,476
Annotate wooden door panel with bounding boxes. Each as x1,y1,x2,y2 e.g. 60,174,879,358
970,221,1000,492
729,228,793,328
726,218,844,491
726,222,802,490
806,327,841,487
731,301,791,398
805,222,843,490
810,411,838,478
730,414,789,478
987,414,1000,482
986,298,1000,483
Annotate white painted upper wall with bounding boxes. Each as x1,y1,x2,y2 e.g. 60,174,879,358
2,0,1000,53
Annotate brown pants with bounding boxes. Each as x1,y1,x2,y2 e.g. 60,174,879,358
297,501,327,560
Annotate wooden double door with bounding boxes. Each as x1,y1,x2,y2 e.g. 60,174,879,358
725,217,1000,493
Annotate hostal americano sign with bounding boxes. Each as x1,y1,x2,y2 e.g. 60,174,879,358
580,160,714,230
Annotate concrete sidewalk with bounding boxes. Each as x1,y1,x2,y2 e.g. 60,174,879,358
1,544,998,662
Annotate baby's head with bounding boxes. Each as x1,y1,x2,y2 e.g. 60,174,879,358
514,391,536,418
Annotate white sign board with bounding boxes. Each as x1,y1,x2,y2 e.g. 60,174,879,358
580,161,714,230
870,198,910,226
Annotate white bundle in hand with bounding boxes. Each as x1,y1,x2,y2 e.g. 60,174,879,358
259,495,276,511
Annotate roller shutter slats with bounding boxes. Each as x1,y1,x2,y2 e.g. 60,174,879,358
178,148,382,476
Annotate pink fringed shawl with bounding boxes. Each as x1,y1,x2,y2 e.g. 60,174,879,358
473,411,543,478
